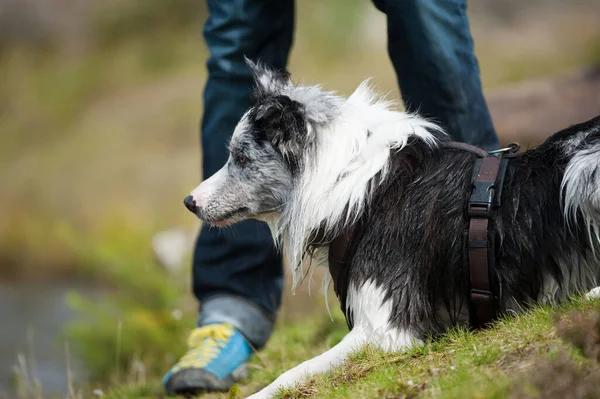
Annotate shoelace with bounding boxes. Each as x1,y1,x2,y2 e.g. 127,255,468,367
175,324,236,369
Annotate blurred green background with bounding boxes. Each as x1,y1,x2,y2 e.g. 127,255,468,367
1,0,600,397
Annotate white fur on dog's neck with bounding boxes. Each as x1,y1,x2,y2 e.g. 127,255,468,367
273,80,444,290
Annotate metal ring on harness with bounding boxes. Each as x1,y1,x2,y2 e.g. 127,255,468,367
488,142,520,155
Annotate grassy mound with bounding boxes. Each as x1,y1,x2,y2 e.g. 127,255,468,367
103,298,600,399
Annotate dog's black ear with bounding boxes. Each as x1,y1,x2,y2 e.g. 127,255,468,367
255,95,307,151
244,56,291,98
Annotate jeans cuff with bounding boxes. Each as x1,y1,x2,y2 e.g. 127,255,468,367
198,295,275,349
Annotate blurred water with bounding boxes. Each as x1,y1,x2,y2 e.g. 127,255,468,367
0,280,95,397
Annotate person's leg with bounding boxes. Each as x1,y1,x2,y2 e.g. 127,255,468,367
164,0,294,394
373,0,500,150
197,0,294,347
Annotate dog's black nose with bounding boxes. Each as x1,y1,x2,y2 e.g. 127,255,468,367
184,195,198,212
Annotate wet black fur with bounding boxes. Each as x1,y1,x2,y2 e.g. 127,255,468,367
244,59,315,175
346,116,600,337
246,94,308,175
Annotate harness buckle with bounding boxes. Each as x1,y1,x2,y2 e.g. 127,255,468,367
470,289,493,303
468,181,495,217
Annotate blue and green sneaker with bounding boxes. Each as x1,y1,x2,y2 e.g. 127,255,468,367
163,323,252,395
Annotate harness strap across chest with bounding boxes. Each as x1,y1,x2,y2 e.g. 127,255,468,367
327,141,518,330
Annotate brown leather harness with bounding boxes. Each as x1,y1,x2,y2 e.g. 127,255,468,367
327,141,520,330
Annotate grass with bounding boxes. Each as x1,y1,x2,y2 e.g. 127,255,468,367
95,297,600,399
274,298,600,399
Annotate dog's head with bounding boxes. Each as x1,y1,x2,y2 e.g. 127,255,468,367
184,59,339,226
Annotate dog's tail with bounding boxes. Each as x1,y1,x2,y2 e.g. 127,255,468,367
561,116,600,249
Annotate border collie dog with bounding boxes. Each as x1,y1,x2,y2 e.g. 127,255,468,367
185,60,600,399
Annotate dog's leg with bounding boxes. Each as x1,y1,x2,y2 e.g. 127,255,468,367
247,327,368,399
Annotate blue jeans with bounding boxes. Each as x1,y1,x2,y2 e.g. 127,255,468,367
193,0,499,348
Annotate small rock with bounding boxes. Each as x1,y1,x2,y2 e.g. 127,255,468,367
151,227,196,274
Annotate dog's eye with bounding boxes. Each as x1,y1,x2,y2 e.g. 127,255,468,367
237,154,248,166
